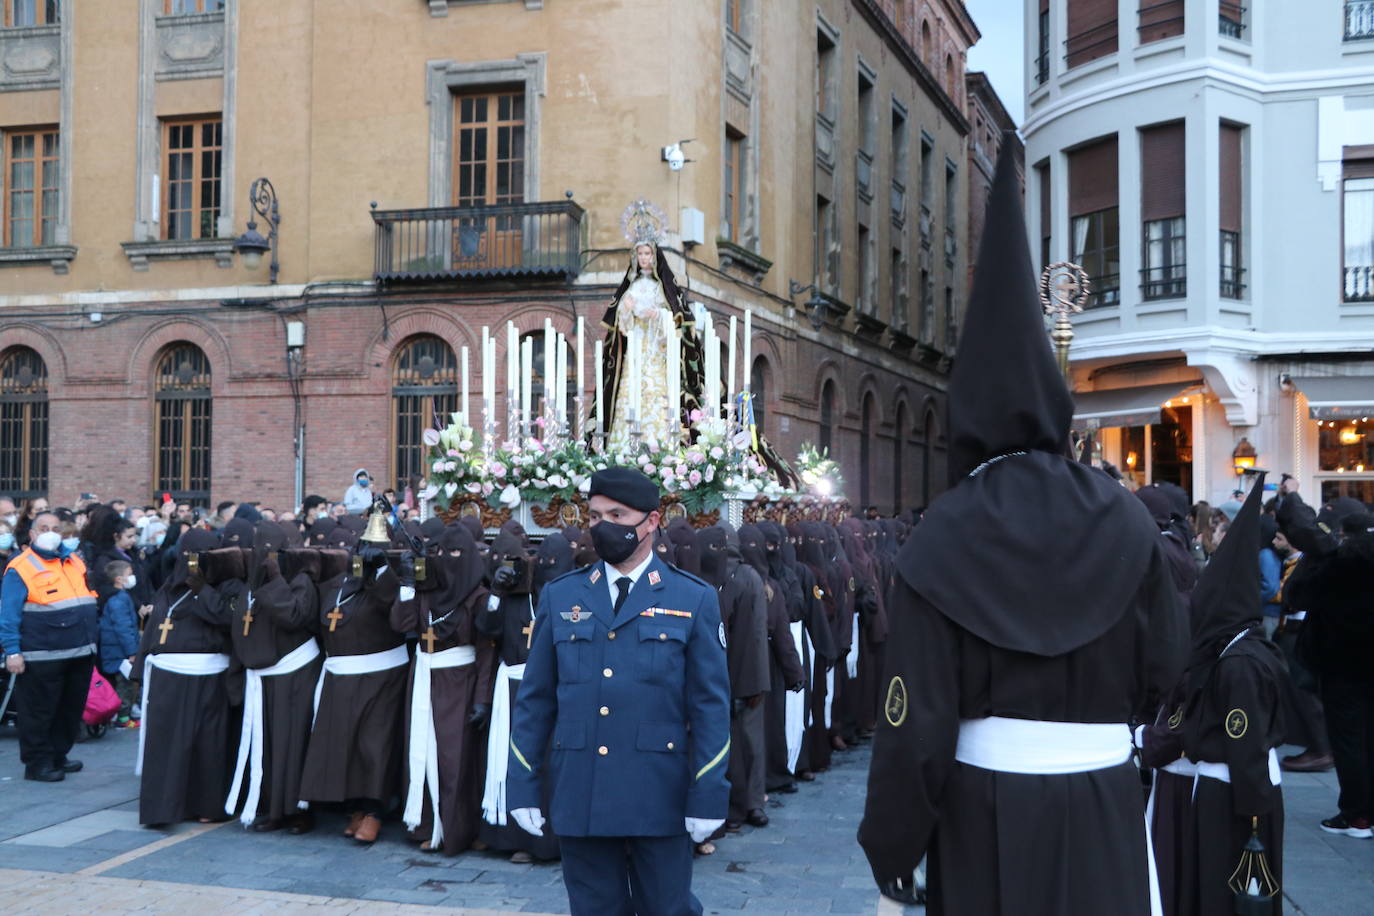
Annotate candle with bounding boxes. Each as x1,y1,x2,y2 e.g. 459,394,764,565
742,309,752,393
481,328,493,444
576,316,585,439
555,332,568,435
594,339,605,440
544,319,554,424
726,315,737,428
460,345,470,429
700,312,716,422
630,327,643,425
521,336,533,437
507,322,518,434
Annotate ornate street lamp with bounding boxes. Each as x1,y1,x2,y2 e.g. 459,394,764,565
234,177,280,284
787,280,830,331
1232,437,1258,476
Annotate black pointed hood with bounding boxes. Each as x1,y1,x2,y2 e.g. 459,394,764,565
947,140,1074,483
896,141,1160,657
1188,474,1266,671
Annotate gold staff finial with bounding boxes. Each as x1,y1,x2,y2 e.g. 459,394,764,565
1038,261,1089,380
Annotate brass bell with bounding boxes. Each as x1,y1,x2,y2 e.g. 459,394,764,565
186,553,200,574
360,510,391,545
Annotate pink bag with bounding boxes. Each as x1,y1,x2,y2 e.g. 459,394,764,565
84,669,122,725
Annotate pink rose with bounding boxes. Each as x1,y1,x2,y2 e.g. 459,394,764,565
644,463,657,475
688,470,703,486
689,408,704,422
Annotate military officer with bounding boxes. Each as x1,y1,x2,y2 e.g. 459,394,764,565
507,466,732,916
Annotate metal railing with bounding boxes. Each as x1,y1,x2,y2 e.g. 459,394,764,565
1084,274,1121,309
1348,1,1374,40
1141,264,1187,300
1138,1,1184,40
1345,265,1374,301
1220,265,1247,299
371,199,585,284
1218,2,1246,37
1064,19,1118,67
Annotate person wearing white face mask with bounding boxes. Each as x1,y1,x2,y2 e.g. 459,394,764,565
1,512,100,782
0,522,16,561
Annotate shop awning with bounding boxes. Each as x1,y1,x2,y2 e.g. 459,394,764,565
1294,376,1374,420
1071,382,1200,430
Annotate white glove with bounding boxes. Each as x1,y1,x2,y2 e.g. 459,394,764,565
511,807,545,837
399,585,416,603
685,817,724,844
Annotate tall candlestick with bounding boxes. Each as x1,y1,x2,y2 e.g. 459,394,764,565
555,333,567,435
726,315,738,429
594,339,605,443
576,316,585,439
700,313,716,422
507,322,518,436
742,309,752,393
521,336,533,437
543,319,554,424
460,345,470,429
630,327,643,427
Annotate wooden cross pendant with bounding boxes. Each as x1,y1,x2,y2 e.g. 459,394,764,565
241,605,255,637
421,626,438,654
157,616,174,645
522,619,535,650
326,606,344,632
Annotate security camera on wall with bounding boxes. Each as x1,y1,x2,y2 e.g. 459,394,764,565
663,144,686,170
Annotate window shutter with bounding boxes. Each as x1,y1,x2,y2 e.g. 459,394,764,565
1141,122,1186,222
1069,136,1118,217
1219,124,1243,233
1066,0,1117,67
1038,161,1051,244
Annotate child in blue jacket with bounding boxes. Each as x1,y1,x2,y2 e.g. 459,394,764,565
99,560,141,726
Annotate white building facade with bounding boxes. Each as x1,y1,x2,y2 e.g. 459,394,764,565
1024,0,1374,505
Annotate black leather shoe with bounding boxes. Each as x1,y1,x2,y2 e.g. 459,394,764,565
250,817,282,833
57,759,82,773
746,809,769,828
775,783,798,794
24,765,64,782
285,812,315,835
724,820,743,833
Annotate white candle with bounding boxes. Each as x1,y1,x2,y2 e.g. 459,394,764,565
460,345,470,429
507,322,518,433
700,312,716,421
594,339,605,439
576,316,585,439
742,309,752,394
556,333,568,434
481,329,493,441
726,315,738,427
543,319,554,423
521,336,533,436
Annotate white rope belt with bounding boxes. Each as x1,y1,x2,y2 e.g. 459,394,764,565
482,661,526,826
311,644,410,728
784,622,807,775
1195,748,1281,788
846,612,859,680
1162,757,1198,778
225,638,322,825
136,652,230,776
403,644,478,849
955,716,1133,774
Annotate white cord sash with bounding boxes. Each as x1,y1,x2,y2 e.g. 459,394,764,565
846,612,859,680
311,644,409,728
784,622,806,774
136,652,230,776
402,644,477,849
824,664,835,729
225,638,322,825
482,661,527,826
955,716,1133,774
1194,748,1282,789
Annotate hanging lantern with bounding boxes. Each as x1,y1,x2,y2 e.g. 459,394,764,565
1231,437,1257,476
1228,817,1279,914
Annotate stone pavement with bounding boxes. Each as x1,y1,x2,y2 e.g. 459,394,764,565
2,718,1372,914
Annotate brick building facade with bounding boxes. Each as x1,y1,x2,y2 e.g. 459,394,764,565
0,0,997,515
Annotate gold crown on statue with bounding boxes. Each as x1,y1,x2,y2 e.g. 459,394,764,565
620,198,668,247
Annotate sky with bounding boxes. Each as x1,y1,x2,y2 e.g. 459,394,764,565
964,0,1026,126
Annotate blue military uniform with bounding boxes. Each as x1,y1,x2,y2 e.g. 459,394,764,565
508,552,731,915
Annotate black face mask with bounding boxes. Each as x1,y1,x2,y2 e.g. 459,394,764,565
591,514,648,566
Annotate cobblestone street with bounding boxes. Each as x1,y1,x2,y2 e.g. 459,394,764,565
2,722,1372,914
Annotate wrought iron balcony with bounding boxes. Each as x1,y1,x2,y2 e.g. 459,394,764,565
371,199,585,285
1345,265,1374,302
1347,1,1374,40
1219,2,1246,37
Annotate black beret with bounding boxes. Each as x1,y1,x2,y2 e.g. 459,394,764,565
589,466,661,513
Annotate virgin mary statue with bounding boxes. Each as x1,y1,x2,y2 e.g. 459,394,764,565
598,201,705,453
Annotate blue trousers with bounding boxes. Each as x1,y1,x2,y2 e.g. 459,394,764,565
559,834,701,916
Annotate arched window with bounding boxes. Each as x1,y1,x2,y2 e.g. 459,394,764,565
749,356,768,439
393,335,458,491
922,409,937,507
893,401,908,513
155,343,212,503
946,54,956,97
819,380,836,454
921,20,931,63
860,393,875,508
0,347,48,497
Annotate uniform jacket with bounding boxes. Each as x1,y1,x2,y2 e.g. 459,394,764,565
1,546,99,660
507,554,732,837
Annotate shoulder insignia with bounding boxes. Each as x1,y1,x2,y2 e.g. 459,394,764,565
719,621,727,648
1167,705,1184,730
648,570,661,586
884,676,908,727
848,577,856,592
1225,708,1248,740
813,585,824,600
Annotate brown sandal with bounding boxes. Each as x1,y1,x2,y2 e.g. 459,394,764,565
343,811,366,837
353,814,382,844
